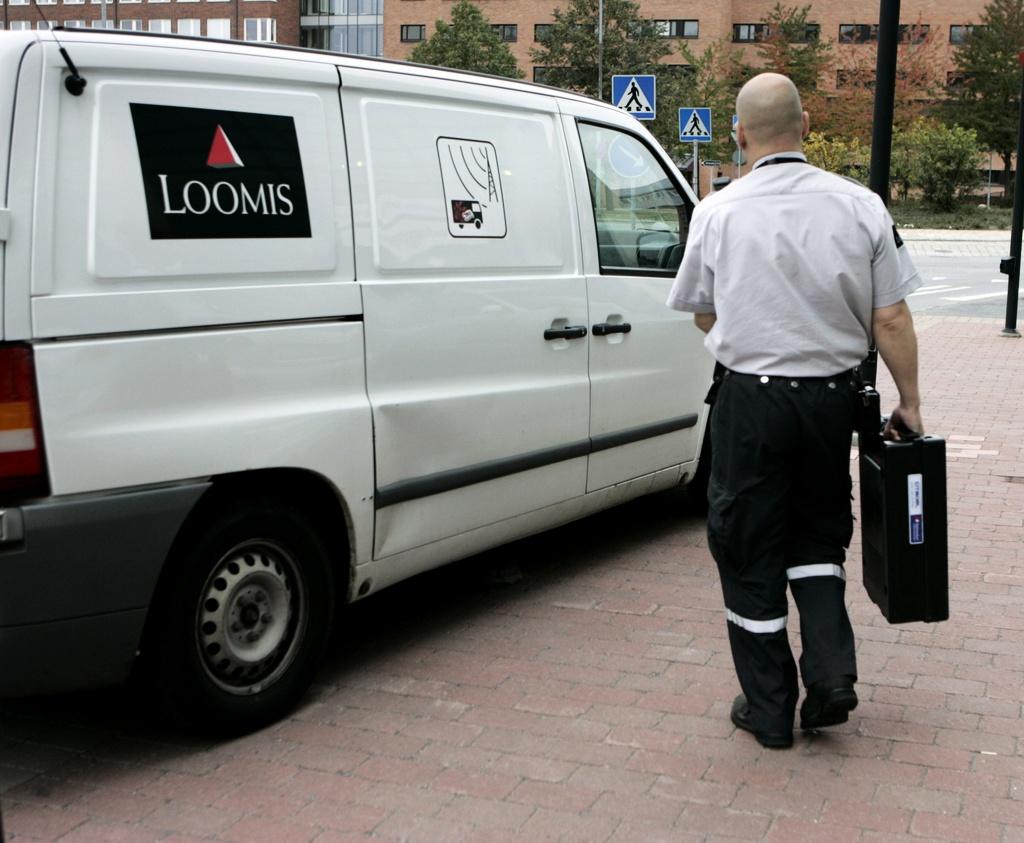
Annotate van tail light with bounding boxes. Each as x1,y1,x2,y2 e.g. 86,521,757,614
0,344,49,497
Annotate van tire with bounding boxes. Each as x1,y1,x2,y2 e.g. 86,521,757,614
148,497,334,735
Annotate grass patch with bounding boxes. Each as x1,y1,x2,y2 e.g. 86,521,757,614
889,198,1012,230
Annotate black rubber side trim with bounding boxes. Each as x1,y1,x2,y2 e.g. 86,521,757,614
590,414,698,453
375,414,699,509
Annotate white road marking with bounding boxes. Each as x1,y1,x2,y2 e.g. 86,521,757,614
941,292,1008,302
910,286,971,297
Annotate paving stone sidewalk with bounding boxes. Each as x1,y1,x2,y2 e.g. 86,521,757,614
900,230,1011,258
1,315,1022,843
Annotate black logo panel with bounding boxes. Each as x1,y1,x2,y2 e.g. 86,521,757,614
130,103,312,239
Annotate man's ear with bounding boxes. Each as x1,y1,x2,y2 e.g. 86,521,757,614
801,110,810,139
737,123,748,150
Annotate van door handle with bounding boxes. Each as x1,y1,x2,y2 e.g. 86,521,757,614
592,322,632,336
544,325,588,341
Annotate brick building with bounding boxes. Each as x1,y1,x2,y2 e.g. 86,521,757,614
385,0,988,91
1,0,299,44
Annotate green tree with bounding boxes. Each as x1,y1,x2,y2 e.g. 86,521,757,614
648,41,743,165
530,0,668,99
751,4,833,94
909,121,983,211
803,132,867,178
946,0,1024,197
410,0,523,79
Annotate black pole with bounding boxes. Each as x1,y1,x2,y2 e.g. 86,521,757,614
869,0,901,204
1000,53,1024,337
861,0,901,385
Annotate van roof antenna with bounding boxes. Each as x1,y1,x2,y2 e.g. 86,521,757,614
30,5,87,96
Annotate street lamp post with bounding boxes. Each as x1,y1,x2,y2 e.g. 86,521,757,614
597,0,604,100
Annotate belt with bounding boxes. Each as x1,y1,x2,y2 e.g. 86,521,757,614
722,368,857,383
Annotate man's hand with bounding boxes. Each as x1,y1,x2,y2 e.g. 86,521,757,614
884,404,924,440
694,312,717,334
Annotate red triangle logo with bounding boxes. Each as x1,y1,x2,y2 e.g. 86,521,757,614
207,125,243,169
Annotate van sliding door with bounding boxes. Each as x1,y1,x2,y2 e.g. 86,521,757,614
341,68,590,558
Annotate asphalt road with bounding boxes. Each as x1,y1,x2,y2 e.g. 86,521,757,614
909,253,1021,322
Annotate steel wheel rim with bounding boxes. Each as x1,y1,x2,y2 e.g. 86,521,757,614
195,539,307,696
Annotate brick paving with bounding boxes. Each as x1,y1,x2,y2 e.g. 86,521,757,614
2,314,1022,842
900,229,1010,259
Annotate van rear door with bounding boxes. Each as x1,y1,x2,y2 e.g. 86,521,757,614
1,33,44,342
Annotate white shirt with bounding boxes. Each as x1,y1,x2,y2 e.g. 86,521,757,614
666,151,921,377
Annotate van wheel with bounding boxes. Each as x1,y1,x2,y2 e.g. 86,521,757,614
149,498,334,735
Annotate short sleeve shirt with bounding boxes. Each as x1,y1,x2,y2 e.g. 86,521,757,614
666,152,921,377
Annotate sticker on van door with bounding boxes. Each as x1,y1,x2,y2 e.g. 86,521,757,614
436,138,507,238
130,103,312,239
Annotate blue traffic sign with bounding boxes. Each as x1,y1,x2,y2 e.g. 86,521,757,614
611,75,656,121
679,107,712,143
607,135,649,179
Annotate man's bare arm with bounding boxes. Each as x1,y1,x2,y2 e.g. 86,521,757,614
694,312,717,334
872,300,923,438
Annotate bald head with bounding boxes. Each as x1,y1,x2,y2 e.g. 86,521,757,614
736,73,806,149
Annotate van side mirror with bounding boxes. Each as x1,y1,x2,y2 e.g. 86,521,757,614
711,176,732,192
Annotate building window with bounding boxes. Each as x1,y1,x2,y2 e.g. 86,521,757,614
148,18,170,31
655,19,698,39
9,20,32,28
898,24,929,44
400,23,424,42
533,66,554,85
733,23,768,43
301,27,330,49
492,24,516,42
119,0,142,5
90,19,115,27
950,25,975,44
64,20,85,27
178,17,200,34
7,0,28,5
119,18,143,29
534,24,551,41
244,17,276,41
838,24,877,43
36,0,57,6
206,18,230,37
793,23,819,43
37,21,52,29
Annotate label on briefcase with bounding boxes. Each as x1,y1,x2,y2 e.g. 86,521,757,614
908,473,924,545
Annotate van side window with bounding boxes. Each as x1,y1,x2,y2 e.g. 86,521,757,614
578,122,691,276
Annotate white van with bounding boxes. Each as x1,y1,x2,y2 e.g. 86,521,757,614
0,29,712,732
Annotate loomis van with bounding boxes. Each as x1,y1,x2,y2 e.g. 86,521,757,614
0,29,712,733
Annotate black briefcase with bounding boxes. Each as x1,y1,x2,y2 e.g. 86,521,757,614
857,387,949,624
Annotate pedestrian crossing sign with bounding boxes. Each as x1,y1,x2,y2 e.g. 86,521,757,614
679,107,713,143
611,75,656,121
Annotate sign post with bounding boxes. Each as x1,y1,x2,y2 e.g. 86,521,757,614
731,114,740,178
611,75,656,121
679,107,712,198
998,51,1024,338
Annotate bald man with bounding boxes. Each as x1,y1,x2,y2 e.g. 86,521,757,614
667,73,923,748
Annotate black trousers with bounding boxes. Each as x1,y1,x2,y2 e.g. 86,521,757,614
707,369,858,734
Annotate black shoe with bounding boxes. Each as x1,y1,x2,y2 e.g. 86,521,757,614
730,695,793,749
800,677,858,730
